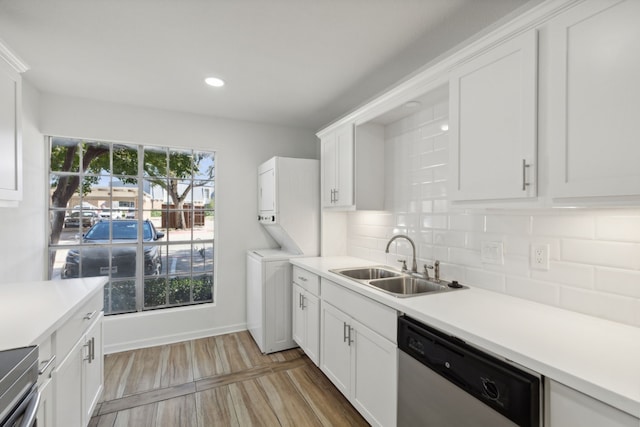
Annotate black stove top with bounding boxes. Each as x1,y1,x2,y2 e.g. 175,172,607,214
0,346,38,425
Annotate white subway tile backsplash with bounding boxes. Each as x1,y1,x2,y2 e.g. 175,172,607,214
449,214,484,232
485,215,531,235
344,105,640,327
531,262,594,289
449,248,482,268
559,287,637,326
562,239,640,270
532,215,595,239
421,214,448,230
434,134,448,151
434,101,448,119
595,267,640,298
596,215,640,242
505,276,560,306
464,268,505,292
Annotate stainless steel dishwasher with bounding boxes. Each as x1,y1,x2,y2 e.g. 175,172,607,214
397,316,542,427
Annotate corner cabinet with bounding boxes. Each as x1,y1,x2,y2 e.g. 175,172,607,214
0,44,26,205
449,29,538,202
320,278,397,427
547,0,640,201
320,122,384,210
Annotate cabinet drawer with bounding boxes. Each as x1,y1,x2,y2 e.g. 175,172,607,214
322,278,397,343
56,291,103,358
293,266,320,295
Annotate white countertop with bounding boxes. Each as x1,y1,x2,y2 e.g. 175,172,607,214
0,277,106,351
291,256,640,418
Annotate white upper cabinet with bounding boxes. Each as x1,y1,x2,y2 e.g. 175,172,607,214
449,29,538,202
320,122,384,210
321,123,355,209
547,0,640,201
0,42,27,205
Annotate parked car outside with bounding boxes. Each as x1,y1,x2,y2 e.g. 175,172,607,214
61,220,165,279
63,211,100,228
98,209,122,220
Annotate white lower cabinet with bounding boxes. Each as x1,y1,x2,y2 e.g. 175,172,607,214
292,283,320,366
546,379,639,427
37,377,54,427
53,313,103,427
320,279,397,427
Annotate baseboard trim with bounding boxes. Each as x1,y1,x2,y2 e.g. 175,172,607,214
103,322,247,354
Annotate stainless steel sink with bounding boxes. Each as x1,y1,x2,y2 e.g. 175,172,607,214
330,266,402,280
368,276,449,296
330,266,466,297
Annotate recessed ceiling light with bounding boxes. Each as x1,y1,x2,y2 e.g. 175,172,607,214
440,122,449,131
402,100,421,109
205,77,225,87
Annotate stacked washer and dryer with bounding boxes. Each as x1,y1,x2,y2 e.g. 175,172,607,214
246,157,319,353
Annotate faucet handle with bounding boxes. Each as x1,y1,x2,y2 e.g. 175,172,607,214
397,259,408,272
423,264,433,280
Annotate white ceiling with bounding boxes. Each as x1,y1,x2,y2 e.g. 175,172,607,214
0,0,534,130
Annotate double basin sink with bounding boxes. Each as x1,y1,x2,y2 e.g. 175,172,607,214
329,266,466,298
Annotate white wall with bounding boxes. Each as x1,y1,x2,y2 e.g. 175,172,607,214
0,81,46,283
346,99,640,328
19,91,316,352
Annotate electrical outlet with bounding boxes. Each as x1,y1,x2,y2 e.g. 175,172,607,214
530,244,550,270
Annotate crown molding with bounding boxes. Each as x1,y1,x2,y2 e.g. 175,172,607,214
316,0,584,138
0,38,29,73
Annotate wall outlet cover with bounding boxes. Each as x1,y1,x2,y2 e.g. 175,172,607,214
530,244,550,270
481,241,504,265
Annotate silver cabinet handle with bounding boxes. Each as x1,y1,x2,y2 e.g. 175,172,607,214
84,340,91,362
91,337,95,362
301,295,306,310
39,355,56,376
522,159,531,191
348,326,354,346
298,293,302,308
343,322,349,343
297,276,308,282
84,310,97,321
334,188,339,202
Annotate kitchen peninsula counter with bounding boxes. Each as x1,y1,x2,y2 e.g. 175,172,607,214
0,277,106,350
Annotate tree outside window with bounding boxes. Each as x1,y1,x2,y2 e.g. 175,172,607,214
48,137,215,315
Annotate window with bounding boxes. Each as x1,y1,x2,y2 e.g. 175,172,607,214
48,137,215,315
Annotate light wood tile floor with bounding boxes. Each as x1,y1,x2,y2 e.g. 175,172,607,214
89,331,369,427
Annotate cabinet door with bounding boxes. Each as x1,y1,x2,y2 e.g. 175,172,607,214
548,0,640,199
303,292,320,366
53,338,83,427
449,29,537,201
321,133,338,207
36,377,54,427
546,379,638,427
0,58,22,202
334,124,354,207
83,314,103,426
258,167,275,214
351,321,398,427
320,301,351,396
321,124,354,208
292,284,305,348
